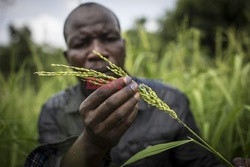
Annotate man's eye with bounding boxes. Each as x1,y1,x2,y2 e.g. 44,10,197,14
104,36,119,42
72,39,90,49
72,42,83,49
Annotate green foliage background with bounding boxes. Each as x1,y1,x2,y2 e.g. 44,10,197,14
1,2,250,165
125,25,250,160
0,25,249,166
158,0,250,56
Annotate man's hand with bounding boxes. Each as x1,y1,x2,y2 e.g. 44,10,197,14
61,77,140,167
79,76,140,151
233,157,250,167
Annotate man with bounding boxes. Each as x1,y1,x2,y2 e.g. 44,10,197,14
25,3,248,167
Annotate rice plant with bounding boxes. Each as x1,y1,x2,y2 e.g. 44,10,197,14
0,27,249,166
125,27,250,160
35,50,235,166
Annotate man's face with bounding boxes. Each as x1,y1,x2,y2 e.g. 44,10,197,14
64,6,126,77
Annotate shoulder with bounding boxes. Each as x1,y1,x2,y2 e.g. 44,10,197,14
43,84,81,110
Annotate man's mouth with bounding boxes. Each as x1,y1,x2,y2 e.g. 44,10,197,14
91,66,120,78
87,61,119,77
91,66,109,73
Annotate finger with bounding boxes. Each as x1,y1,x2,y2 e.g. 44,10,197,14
93,81,139,122
113,101,139,137
233,157,246,167
246,159,250,166
79,77,131,112
101,92,140,128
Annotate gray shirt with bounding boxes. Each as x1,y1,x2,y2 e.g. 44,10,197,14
35,78,224,167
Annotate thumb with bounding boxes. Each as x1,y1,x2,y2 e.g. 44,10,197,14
233,157,250,167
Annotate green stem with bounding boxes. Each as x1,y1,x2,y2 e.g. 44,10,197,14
176,118,233,167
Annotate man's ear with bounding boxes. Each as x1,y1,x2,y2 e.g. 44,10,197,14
122,38,126,58
122,38,126,48
63,50,71,65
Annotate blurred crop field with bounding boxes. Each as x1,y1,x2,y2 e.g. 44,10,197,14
0,26,250,166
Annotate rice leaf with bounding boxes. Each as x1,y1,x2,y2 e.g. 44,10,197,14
121,139,192,167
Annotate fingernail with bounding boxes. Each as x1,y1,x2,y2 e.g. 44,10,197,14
134,92,140,100
131,81,138,91
124,76,132,84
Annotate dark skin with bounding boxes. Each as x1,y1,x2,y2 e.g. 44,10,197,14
60,3,248,167
61,4,140,167
233,157,250,167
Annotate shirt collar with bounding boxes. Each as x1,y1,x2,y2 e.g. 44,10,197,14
64,83,85,113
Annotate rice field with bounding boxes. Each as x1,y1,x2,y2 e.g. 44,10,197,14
0,27,249,166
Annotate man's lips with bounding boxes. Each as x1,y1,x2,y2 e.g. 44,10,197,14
86,61,119,77
90,66,109,73
90,66,120,78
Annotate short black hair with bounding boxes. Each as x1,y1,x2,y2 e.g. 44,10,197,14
63,2,121,41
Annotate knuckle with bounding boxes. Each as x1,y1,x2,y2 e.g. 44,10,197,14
104,99,115,109
93,126,102,135
123,118,133,128
114,110,124,120
123,121,131,128
123,110,137,127
123,98,138,111
83,114,94,126
96,88,106,98
79,102,87,114
79,99,93,115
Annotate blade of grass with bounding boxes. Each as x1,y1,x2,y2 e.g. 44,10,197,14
121,139,193,167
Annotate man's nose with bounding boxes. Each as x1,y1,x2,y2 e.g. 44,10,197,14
88,40,108,60
92,39,104,52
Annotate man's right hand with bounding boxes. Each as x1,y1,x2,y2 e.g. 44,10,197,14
61,77,140,167
233,157,250,167
79,76,140,151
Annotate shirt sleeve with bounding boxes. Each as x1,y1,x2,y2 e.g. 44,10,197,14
25,136,77,167
25,136,112,167
38,104,68,144
171,93,226,167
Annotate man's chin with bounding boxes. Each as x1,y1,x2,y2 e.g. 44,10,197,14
103,71,120,78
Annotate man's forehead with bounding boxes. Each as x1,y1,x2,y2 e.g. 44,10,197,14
64,5,120,38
